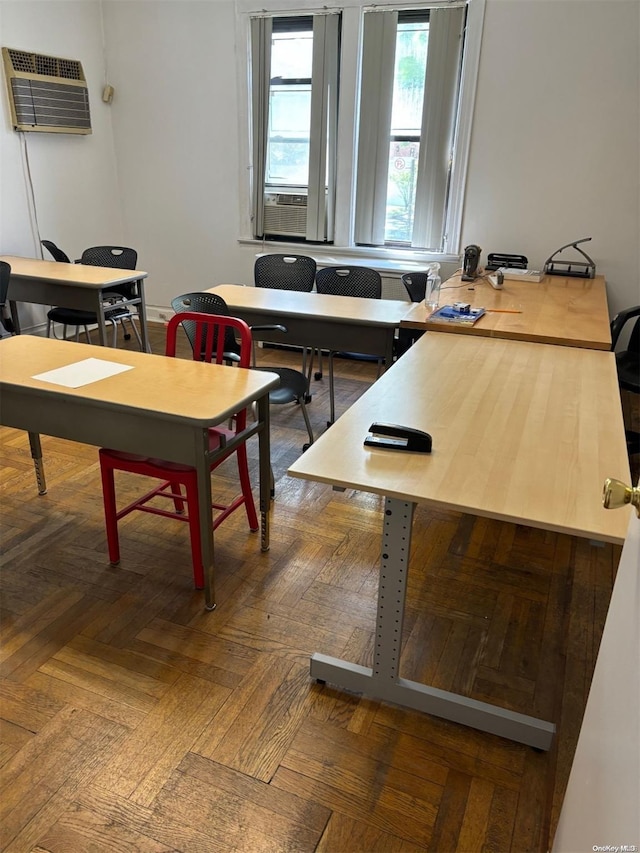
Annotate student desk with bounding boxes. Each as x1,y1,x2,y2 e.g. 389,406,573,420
209,283,409,362
208,284,410,416
1,255,152,352
288,332,631,749
401,273,611,349
0,335,279,610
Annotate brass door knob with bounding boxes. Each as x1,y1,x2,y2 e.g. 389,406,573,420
602,478,640,517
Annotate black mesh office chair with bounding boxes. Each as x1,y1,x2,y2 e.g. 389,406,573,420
171,292,314,452
254,254,317,292
41,240,71,264
401,272,429,303
0,260,14,336
398,272,429,355
315,265,383,425
611,305,640,456
44,244,143,348
254,253,318,386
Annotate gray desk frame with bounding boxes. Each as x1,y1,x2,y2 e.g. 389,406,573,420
0,338,278,610
5,258,151,352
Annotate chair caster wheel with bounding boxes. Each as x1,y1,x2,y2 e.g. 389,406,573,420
304,393,312,404
124,333,131,341
314,371,323,380
302,443,312,452
326,420,333,428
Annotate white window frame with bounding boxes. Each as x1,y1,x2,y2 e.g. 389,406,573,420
235,0,485,266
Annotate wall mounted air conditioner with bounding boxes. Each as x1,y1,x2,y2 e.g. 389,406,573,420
2,47,91,134
263,192,308,238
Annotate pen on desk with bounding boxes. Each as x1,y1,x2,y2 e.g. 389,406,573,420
486,309,522,314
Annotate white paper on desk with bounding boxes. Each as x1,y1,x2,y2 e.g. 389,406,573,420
33,357,134,388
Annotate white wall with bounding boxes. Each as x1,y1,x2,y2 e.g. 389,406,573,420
464,0,640,317
0,0,124,331
1,0,638,325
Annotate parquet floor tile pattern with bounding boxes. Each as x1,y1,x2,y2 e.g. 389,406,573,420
0,323,623,852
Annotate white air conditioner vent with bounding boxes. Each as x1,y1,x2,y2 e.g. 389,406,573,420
263,192,307,238
2,47,91,134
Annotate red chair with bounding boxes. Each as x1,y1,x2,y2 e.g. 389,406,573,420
99,311,258,589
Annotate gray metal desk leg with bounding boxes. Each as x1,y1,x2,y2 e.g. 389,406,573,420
195,430,216,611
95,294,109,346
28,431,47,495
136,280,152,353
9,301,21,335
384,328,395,370
257,393,271,552
310,496,556,750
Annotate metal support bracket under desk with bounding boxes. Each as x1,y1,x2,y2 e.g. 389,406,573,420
310,496,556,751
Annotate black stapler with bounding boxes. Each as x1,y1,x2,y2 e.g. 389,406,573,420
364,423,432,453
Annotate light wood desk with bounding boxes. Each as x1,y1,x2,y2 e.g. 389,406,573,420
209,284,410,421
2,255,151,352
209,283,409,361
0,335,279,610
401,273,611,349
288,332,631,749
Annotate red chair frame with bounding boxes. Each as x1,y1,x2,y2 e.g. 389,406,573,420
99,312,257,589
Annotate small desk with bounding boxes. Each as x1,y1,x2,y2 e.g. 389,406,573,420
209,284,409,363
1,255,151,352
288,332,631,749
401,273,611,349
208,284,410,421
0,335,279,610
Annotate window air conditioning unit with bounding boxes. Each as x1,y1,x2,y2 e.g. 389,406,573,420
2,47,91,134
263,192,307,238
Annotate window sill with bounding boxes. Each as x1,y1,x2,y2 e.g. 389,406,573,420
238,238,460,275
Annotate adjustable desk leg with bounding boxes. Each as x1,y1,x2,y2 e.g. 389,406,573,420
195,430,216,611
28,432,47,495
310,496,556,750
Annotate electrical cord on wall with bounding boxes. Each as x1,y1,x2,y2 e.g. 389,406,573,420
19,131,44,258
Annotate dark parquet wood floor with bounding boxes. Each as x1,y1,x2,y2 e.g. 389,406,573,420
0,322,628,852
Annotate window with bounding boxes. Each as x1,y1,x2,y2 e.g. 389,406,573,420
246,1,484,259
266,18,313,188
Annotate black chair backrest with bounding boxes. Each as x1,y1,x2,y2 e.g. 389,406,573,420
170,292,240,361
80,246,137,269
41,240,71,263
611,305,640,352
316,266,381,299
401,272,429,303
254,254,316,292
0,261,11,304
0,261,13,335
611,305,640,395
80,246,138,299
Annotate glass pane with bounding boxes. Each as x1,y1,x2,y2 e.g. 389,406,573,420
267,30,313,187
385,21,428,243
271,30,313,80
266,87,311,185
385,140,420,243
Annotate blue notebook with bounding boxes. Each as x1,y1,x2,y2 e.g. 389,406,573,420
428,305,486,325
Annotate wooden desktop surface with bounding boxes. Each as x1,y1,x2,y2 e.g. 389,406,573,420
210,284,409,325
0,335,274,428
1,255,148,288
289,331,631,544
401,273,611,350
